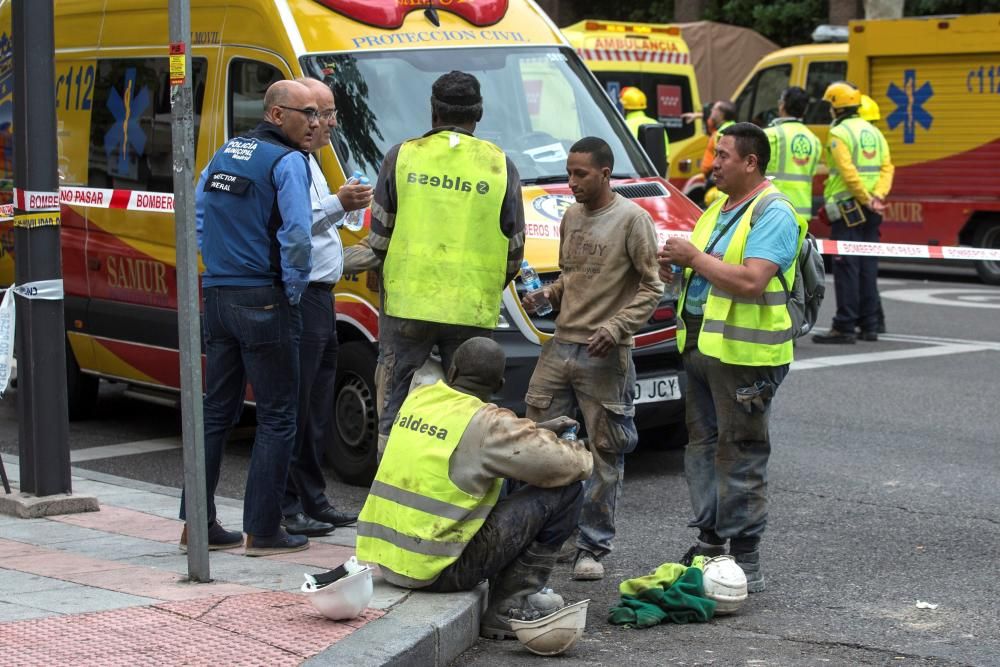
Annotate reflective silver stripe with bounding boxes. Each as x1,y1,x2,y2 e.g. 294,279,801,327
380,564,437,588
356,521,468,557
794,206,812,216
702,319,795,345
857,166,881,173
710,289,788,306
370,480,493,522
772,172,813,183
370,201,395,229
368,233,391,251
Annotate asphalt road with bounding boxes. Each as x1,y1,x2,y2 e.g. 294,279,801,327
1,263,998,666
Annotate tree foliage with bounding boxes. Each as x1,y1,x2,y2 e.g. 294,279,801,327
703,0,826,47
905,0,1000,13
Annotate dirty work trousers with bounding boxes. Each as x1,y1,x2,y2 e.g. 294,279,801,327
831,209,882,334
425,482,583,592
377,314,491,438
682,319,788,554
524,340,638,559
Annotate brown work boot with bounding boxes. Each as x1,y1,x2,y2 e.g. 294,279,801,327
571,550,604,581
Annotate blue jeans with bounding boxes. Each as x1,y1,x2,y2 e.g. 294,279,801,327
831,209,882,333
524,340,638,559
682,321,787,552
180,285,301,536
283,285,338,516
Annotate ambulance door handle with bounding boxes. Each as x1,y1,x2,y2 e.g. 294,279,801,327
87,257,101,271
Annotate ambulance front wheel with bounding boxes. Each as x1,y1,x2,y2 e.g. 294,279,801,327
328,341,379,486
973,221,1000,285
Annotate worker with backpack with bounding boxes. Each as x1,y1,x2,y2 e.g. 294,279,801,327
657,122,813,593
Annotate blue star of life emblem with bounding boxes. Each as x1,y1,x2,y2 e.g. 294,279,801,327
886,69,933,144
103,67,150,176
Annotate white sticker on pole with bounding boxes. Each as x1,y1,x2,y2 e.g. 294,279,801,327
0,280,64,398
13,189,61,212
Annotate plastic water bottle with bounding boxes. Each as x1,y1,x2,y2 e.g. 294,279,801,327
667,264,684,301
520,260,553,316
342,170,370,232
561,425,578,441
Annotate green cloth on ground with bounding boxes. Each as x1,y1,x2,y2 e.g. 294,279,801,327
618,555,705,596
608,566,716,628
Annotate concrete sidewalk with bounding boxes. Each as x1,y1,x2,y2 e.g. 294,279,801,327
0,454,484,666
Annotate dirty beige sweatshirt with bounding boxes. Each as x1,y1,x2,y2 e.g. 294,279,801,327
546,194,663,346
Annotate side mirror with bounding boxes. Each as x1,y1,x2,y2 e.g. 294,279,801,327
638,123,668,178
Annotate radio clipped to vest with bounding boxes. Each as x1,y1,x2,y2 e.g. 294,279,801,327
825,197,866,227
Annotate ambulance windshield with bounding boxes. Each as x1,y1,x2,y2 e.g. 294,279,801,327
302,46,652,183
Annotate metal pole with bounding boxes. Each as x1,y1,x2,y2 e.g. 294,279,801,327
12,0,71,496
169,0,210,582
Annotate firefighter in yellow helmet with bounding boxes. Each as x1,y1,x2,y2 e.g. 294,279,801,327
813,82,894,345
619,86,670,170
858,93,888,334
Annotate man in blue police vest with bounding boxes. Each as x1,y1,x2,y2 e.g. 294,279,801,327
180,80,315,556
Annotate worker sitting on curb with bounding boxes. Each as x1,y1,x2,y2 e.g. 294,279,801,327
356,337,593,640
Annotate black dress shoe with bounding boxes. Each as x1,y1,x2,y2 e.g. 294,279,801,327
281,512,334,537
858,331,878,342
310,506,359,527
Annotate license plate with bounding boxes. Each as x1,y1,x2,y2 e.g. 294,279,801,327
634,374,681,404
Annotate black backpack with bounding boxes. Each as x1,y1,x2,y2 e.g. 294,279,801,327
749,192,826,338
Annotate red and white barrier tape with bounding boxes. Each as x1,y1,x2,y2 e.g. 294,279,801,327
656,230,1000,261
0,186,174,221
1,186,998,261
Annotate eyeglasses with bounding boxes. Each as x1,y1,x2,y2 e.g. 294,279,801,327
278,105,334,121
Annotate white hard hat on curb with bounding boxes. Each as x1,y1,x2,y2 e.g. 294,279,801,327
301,556,374,621
701,555,747,615
509,599,589,656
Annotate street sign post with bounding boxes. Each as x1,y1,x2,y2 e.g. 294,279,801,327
168,0,210,582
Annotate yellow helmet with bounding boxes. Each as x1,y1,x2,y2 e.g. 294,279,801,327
823,81,861,109
620,86,647,111
859,94,881,122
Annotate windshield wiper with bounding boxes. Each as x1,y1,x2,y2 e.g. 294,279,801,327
522,173,639,186
521,175,569,185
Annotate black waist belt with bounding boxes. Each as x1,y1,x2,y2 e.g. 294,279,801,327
308,282,335,291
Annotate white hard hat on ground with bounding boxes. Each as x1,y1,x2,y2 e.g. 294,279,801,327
701,555,747,615
301,557,374,620
509,599,589,656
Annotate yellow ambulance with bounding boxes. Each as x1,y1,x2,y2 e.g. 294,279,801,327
0,0,704,484
562,20,705,190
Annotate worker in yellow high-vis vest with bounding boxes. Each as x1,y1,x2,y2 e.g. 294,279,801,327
619,86,670,169
764,86,822,221
368,71,525,453
657,123,806,594
356,338,592,640
812,81,894,344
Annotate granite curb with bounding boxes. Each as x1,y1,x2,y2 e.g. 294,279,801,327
1,453,487,666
